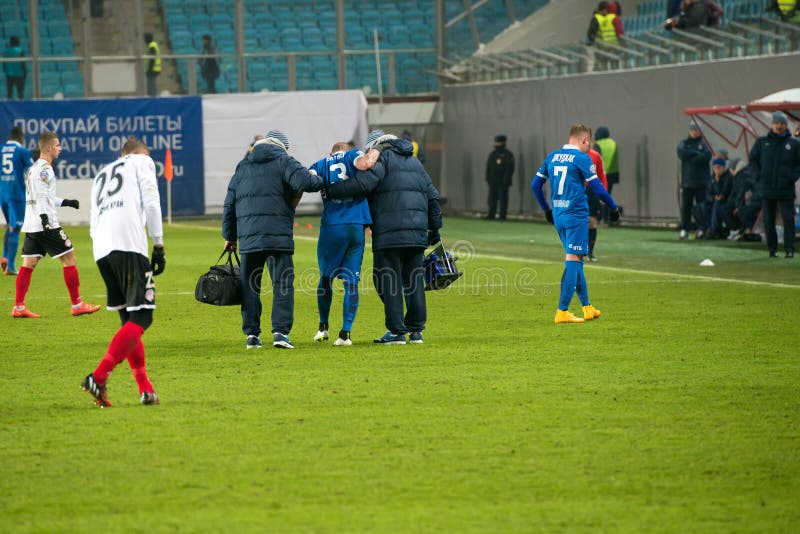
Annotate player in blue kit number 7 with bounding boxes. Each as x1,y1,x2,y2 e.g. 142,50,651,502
309,141,377,346
531,124,620,324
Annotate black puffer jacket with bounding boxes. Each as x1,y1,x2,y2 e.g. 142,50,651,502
747,129,800,200
326,138,442,251
677,135,712,189
222,142,322,253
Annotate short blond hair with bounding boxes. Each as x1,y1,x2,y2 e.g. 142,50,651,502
569,124,592,139
330,141,350,153
38,131,59,151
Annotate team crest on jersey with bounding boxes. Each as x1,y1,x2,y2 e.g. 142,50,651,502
145,289,155,302
590,164,596,174
787,143,792,150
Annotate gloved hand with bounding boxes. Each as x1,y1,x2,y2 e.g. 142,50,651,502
544,209,554,224
40,214,51,230
61,199,79,209
151,246,166,276
372,140,393,153
428,230,441,246
609,208,621,222
320,187,329,200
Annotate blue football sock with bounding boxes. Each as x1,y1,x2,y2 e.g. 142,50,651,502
575,262,590,306
2,230,8,260
317,276,332,324
558,260,581,310
341,280,359,331
5,230,20,271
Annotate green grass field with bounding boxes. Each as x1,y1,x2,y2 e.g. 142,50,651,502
1,216,798,532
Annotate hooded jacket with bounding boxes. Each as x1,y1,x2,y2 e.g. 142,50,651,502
326,138,442,251
222,141,322,253
747,129,800,200
677,135,711,189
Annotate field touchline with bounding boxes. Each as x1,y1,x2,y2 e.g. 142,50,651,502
169,224,799,290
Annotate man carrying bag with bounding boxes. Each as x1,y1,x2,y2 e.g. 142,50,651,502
195,249,241,306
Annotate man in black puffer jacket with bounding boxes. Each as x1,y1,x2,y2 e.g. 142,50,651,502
677,121,712,239
222,130,323,349
326,130,442,345
748,111,800,258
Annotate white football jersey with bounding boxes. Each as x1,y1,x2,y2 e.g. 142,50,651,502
90,154,163,261
22,158,63,233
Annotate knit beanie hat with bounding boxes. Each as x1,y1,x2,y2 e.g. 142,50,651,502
265,129,290,151
771,111,788,125
366,129,385,149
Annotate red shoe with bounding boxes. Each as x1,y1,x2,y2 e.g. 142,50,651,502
72,302,101,316
12,306,41,318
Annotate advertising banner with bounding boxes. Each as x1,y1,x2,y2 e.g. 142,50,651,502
0,96,204,215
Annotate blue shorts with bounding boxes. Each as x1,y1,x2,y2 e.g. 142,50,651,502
555,219,588,256
317,223,366,283
0,197,25,228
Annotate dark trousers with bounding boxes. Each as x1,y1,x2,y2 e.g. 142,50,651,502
487,183,509,219
372,247,426,334
146,72,159,96
680,186,706,231
240,250,294,337
203,75,217,94
762,198,796,253
6,76,24,99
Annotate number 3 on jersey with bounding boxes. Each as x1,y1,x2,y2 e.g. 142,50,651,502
329,162,349,181
553,166,568,196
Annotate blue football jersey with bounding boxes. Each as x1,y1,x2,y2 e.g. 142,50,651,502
310,148,372,226
534,144,599,224
0,140,34,200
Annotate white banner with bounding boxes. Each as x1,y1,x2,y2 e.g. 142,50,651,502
202,90,369,213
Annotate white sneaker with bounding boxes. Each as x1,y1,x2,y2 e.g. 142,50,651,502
313,330,329,342
679,230,688,240
333,336,352,346
727,229,740,240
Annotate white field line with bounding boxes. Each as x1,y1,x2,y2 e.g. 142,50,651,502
170,223,800,289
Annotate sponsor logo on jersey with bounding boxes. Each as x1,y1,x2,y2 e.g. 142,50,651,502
553,199,570,208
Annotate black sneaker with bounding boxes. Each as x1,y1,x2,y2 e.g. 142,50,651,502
769,251,779,258
81,373,112,407
409,332,424,344
140,391,160,405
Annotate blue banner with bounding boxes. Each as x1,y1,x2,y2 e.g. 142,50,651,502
0,96,204,215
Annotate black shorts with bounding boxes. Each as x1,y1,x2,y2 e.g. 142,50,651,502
586,188,601,219
96,251,156,311
21,228,74,258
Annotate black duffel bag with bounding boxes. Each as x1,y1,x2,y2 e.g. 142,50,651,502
195,249,242,306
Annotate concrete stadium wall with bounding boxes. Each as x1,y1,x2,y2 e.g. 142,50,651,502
440,53,800,219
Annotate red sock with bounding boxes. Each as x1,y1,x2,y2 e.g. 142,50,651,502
15,266,33,307
63,265,81,305
93,322,144,383
126,337,153,394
